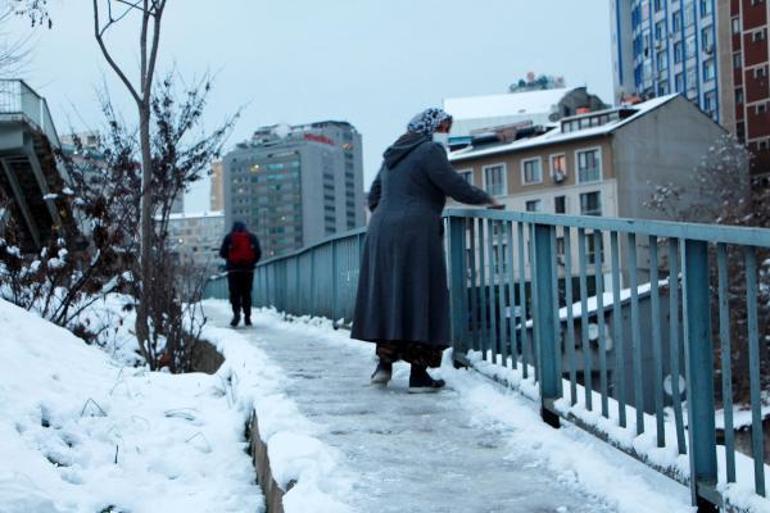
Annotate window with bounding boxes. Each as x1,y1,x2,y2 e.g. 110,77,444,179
755,66,768,79
684,2,695,26
756,102,767,115
459,169,474,185
703,58,716,81
577,149,601,183
732,17,741,35
754,29,767,43
521,158,542,185
483,164,506,196
586,232,604,264
704,89,717,116
736,88,744,104
734,52,743,69
673,10,682,32
550,154,567,179
658,80,670,95
580,192,602,216
525,199,543,212
700,0,712,16
555,196,566,214
657,50,668,71
686,35,696,59
702,26,713,49
674,41,684,64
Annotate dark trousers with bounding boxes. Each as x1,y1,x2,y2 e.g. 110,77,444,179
227,270,254,318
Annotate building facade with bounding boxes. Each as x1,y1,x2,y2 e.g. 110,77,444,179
611,0,720,119
611,0,770,175
223,121,365,258
210,160,224,211
448,95,726,284
166,211,225,274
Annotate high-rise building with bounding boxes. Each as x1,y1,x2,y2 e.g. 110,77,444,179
610,0,770,175
210,160,224,211
223,121,365,258
165,211,225,274
610,1,720,118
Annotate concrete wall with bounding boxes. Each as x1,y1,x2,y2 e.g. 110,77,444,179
612,95,727,222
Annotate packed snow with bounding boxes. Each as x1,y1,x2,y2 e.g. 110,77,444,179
209,303,703,513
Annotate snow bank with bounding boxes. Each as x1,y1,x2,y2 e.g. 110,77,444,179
0,298,261,513
201,301,353,513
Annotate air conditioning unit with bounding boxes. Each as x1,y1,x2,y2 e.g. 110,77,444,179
552,170,567,183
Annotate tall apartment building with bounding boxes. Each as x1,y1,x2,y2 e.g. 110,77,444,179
448,95,726,284
210,160,224,211
223,121,365,258
166,211,225,274
611,0,770,175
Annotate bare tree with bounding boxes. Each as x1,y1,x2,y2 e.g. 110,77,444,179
91,0,168,356
646,134,770,401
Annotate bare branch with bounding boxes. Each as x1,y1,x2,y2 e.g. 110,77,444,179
93,0,142,104
143,0,167,98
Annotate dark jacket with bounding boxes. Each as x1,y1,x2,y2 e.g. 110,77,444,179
351,133,492,347
220,222,262,271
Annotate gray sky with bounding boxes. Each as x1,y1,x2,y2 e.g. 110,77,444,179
10,0,613,212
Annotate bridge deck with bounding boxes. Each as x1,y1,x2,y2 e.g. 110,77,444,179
206,304,692,512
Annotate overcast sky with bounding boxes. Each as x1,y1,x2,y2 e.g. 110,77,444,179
9,0,614,212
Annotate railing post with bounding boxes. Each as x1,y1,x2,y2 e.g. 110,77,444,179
331,240,339,327
682,240,718,513
448,216,469,363
534,224,560,428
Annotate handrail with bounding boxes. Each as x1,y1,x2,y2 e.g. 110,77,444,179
256,227,367,267
446,207,770,247
0,79,61,149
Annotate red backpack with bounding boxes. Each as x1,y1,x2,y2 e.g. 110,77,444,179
229,232,255,266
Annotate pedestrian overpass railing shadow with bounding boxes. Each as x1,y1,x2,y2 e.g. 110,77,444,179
204,209,770,513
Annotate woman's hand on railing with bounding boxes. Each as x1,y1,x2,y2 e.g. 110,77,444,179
487,198,505,210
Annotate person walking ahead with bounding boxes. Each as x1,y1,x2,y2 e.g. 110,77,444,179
351,108,498,392
219,221,262,327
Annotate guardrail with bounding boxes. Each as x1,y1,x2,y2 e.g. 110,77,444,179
204,228,366,323
0,79,61,148
204,210,770,512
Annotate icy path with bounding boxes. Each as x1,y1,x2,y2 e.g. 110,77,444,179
206,303,693,513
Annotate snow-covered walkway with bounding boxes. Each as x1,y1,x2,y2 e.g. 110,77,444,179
205,303,694,513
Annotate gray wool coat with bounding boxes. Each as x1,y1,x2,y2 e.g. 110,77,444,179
351,133,493,348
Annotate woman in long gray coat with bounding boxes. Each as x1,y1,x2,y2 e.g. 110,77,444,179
351,108,498,392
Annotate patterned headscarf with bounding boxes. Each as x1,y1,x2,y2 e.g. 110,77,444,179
407,108,452,138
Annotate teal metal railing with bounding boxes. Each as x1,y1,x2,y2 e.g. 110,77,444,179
205,227,366,323
0,79,61,148
204,210,770,512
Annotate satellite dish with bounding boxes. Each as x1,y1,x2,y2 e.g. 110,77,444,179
663,374,687,398
273,123,291,138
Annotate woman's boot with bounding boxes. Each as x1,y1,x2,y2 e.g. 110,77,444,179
408,364,445,393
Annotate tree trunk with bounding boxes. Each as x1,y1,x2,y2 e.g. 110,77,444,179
135,101,153,367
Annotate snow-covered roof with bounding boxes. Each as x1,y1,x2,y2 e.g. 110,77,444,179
167,210,224,221
449,94,679,163
444,88,571,121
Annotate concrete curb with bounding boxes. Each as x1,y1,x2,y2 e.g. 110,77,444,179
247,411,294,513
